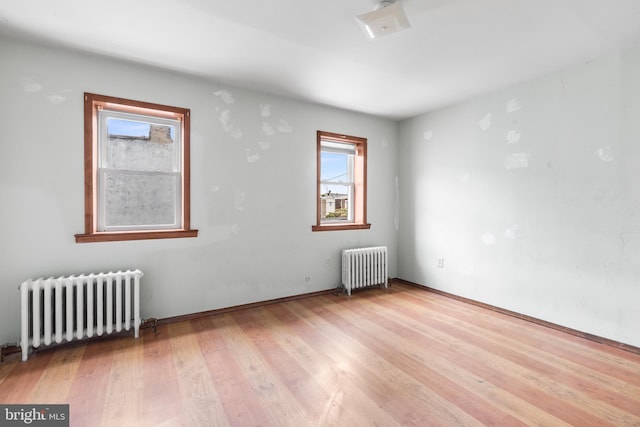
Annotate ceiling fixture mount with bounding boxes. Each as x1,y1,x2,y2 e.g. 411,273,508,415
355,0,411,40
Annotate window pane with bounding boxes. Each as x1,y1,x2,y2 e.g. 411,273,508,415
321,143,354,222
320,183,350,220
106,118,178,172
321,151,349,182
107,118,150,139
103,171,179,228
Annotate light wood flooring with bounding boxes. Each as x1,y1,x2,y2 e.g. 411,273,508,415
1,282,639,426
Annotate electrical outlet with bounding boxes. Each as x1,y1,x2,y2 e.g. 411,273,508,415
437,258,444,268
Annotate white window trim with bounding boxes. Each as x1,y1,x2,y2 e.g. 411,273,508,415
320,140,356,223
96,109,183,232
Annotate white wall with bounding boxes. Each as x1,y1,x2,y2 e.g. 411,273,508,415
0,36,399,345
398,44,640,347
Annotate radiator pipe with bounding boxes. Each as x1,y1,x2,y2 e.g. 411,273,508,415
141,318,159,333
0,343,21,362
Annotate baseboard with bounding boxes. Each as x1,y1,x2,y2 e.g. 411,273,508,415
141,287,338,330
395,279,640,356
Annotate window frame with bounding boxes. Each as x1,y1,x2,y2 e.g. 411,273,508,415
75,93,198,243
312,130,371,232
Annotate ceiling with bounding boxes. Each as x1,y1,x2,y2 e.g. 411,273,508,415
2,0,640,120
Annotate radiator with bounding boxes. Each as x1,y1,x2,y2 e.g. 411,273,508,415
19,269,143,361
341,246,388,295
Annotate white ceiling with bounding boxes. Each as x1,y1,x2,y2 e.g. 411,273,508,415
2,0,640,120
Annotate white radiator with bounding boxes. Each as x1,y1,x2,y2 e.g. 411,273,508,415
19,269,143,361
342,246,388,295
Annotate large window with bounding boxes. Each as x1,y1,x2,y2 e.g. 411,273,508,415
313,131,370,232
76,93,198,243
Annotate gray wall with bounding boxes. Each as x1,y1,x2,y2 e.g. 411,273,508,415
0,36,399,345
398,45,640,347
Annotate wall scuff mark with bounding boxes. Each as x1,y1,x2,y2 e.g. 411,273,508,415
506,98,522,113
46,93,67,104
21,77,42,93
507,130,521,144
219,109,243,139
219,109,233,132
262,122,275,135
259,104,271,117
229,128,243,139
214,89,235,104
482,232,496,245
595,147,614,162
277,119,293,133
504,224,519,240
234,190,246,211
258,141,270,150
245,149,260,163
504,152,529,170
478,113,492,131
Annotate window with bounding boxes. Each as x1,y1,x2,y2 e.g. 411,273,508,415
313,131,370,231
75,93,198,243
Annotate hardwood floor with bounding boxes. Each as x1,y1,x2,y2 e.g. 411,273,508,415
1,282,639,426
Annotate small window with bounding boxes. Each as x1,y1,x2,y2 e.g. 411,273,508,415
76,93,198,243
312,131,370,232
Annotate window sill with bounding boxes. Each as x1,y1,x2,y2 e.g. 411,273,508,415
312,223,371,232
75,229,198,243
